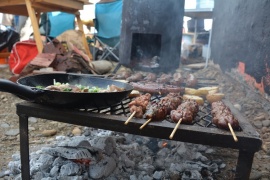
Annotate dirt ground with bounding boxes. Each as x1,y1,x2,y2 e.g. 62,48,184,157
0,66,270,179
0,67,80,171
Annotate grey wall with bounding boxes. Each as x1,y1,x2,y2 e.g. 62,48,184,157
211,0,270,83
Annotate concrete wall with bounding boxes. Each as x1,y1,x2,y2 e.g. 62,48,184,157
211,0,270,83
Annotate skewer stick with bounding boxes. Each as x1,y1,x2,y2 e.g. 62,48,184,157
124,111,136,125
228,123,238,142
139,118,152,129
169,118,182,139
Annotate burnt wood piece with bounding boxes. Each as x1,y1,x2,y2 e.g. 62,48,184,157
16,99,261,179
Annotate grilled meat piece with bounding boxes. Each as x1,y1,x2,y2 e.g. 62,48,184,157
157,73,171,84
170,99,199,124
127,72,143,82
130,82,185,95
211,101,240,130
144,73,157,82
113,71,131,79
170,72,184,86
185,74,198,88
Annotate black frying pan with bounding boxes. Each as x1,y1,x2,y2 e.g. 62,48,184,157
0,73,133,109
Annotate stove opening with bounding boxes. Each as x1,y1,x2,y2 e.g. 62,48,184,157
131,33,161,69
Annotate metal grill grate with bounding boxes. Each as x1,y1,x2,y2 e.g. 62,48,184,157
79,95,242,131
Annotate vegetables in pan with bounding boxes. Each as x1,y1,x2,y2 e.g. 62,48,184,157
37,79,124,93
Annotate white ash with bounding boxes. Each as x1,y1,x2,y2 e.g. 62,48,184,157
6,130,223,179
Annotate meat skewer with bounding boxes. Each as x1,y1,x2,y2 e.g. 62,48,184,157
140,93,182,129
125,93,151,125
139,118,152,129
228,123,238,142
170,99,199,124
124,111,136,125
211,101,239,142
169,118,182,139
169,99,199,139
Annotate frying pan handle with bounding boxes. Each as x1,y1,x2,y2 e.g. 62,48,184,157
0,79,43,101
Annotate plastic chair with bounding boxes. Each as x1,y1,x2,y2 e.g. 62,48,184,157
48,12,75,38
40,12,75,40
93,0,122,62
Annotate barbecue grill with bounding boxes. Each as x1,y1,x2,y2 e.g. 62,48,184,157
16,92,261,179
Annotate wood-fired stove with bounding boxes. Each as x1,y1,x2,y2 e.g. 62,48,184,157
119,0,185,73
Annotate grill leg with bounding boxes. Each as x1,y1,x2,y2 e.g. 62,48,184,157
234,150,255,180
19,114,30,180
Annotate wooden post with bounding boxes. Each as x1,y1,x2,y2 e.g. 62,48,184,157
76,13,93,61
25,0,44,53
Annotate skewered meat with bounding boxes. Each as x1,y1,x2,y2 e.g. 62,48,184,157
159,93,183,112
129,106,144,119
170,72,184,86
144,73,157,82
127,72,143,82
170,99,199,124
157,73,171,84
145,102,168,121
185,74,198,87
211,101,240,130
128,93,151,118
130,82,185,95
145,93,182,121
129,93,151,111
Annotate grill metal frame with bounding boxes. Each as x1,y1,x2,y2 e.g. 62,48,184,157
81,95,241,130
16,97,261,179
